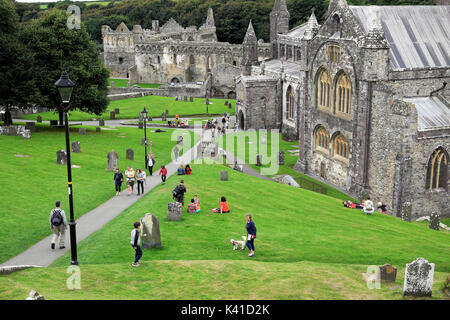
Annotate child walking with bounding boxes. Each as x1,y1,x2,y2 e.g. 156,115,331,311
159,165,168,185
130,221,142,267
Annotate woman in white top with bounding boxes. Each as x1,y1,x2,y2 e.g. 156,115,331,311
363,197,375,215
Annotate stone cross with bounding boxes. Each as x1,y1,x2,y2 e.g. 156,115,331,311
278,151,285,165
140,213,162,248
78,128,86,135
71,141,81,153
107,150,119,171
429,211,440,231
401,202,412,222
379,264,397,282
403,257,435,297
168,202,182,221
110,111,115,120
220,171,228,181
126,148,134,160
56,150,67,165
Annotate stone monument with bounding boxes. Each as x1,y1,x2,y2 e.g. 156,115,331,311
126,148,134,160
403,257,434,297
429,211,440,231
379,264,397,282
107,150,118,171
168,202,182,221
278,151,285,165
56,150,67,165
140,213,162,249
401,202,412,222
71,141,81,153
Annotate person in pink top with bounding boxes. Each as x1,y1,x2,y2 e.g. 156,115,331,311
159,165,168,185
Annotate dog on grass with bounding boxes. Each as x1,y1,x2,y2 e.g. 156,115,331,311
230,236,247,250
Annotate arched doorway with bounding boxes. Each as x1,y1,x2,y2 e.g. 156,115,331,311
170,77,180,84
227,91,236,99
238,110,245,130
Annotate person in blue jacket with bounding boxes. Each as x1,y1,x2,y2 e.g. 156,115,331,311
245,214,257,257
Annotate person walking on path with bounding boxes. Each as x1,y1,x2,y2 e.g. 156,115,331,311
130,221,142,267
114,168,124,196
172,179,187,206
173,146,179,162
125,166,136,196
159,165,167,184
49,201,68,250
245,214,257,257
148,155,155,176
136,169,145,196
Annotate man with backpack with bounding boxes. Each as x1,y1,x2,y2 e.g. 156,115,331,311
49,201,68,250
172,179,187,206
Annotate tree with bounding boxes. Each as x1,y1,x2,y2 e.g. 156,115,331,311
20,9,110,125
0,0,36,125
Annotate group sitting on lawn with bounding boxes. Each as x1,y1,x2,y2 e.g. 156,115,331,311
343,197,388,215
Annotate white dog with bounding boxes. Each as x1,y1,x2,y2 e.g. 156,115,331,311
230,236,247,250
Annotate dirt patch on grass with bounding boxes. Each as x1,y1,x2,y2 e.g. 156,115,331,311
14,154,32,158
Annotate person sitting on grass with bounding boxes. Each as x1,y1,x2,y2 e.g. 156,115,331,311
194,195,200,212
177,164,185,175
377,202,388,214
343,200,363,209
185,164,192,175
363,197,375,215
211,196,230,214
187,199,199,213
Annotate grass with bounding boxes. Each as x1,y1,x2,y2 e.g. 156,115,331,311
108,78,161,89
22,95,235,121
0,123,196,264
1,164,447,299
218,131,355,201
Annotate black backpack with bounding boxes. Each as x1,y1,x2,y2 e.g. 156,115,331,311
51,209,63,226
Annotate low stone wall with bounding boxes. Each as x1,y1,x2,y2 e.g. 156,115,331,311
0,265,42,275
0,125,31,139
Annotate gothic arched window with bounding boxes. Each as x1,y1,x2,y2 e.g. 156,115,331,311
426,147,448,191
335,73,351,115
316,127,330,151
333,134,349,160
316,69,331,110
286,86,295,120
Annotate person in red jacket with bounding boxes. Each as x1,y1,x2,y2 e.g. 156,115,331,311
185,164,192,175
159,165,167,185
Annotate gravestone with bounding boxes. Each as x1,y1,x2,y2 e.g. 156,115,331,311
401,202,412,222
256,154,262,166
71,141,81,153
99,119,105,126
429,211,440,231
220,171,228,181
110,111,115,120
140,213,162,249
50,120,58,126
107,150,119,171
126,148,134,160
25,122,36,132
168,202,182,221
96,127,101,133
114,108,120,114
184,96,187,102
225,101,228,106
162,112,166,121
189,97,194,102
37,116,42,123
379,264,397,282
78,128,86,135
138,122,143,129
56,150,67,165
403,257,435,297
278,151,285,165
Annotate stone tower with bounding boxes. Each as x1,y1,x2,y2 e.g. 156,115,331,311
270,0,290,59
241,20,259,76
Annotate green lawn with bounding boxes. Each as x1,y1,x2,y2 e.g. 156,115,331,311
218,131,355,201
0,123,195,263
22,95,235,121
108,78,161,89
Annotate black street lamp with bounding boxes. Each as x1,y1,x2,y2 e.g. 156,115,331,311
142,107,148,169
54,70,78,266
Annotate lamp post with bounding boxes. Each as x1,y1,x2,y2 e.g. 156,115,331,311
54,70,78,266
142,107,148,169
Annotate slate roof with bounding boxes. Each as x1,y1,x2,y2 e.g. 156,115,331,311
403,96,450,131
265,59,301,78
350,6,450,70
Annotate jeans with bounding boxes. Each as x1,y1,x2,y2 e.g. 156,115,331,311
246,237,255,251
115,184,121,192
133,245,142,263
137,181,144,194
161,175,166,183
149,166,153,176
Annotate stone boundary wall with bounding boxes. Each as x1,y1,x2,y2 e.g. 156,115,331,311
0,265,42,275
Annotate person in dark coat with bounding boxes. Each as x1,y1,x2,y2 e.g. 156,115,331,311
114,168,124,196
245,214,257,257
173,180,187,206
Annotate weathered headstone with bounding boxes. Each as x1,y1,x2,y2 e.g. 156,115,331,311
168,202,182,221
138,122,143,129
220,171,228,181
36,116,42,123
110,111,115,120
25,290,45,300
140,213,162,248
50,120,58,127
379,264,397,282
126,148,134,160
162,112,166,121
256,154,262,166
56,150,67,165
107,150,118,171
189,97,194,102
401,202,412,222
278,151,285,165
429,211,440,231
99,119,105,126
114,108,120,114
403,257,435,297
96,127,101,133
25,122,36,132
71,141,81,153
141,137,147,146
79,128,86,135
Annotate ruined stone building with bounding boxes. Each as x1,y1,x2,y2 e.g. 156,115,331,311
102,8,271,98
236,0,450,218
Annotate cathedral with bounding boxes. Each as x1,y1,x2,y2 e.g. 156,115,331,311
236,0,450,218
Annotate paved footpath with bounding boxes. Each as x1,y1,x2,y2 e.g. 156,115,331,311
0,141,201,268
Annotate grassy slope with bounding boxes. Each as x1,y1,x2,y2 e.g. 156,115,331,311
108,78,161,89
0,124,195,263
219,131,355,201
22,96,235,121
